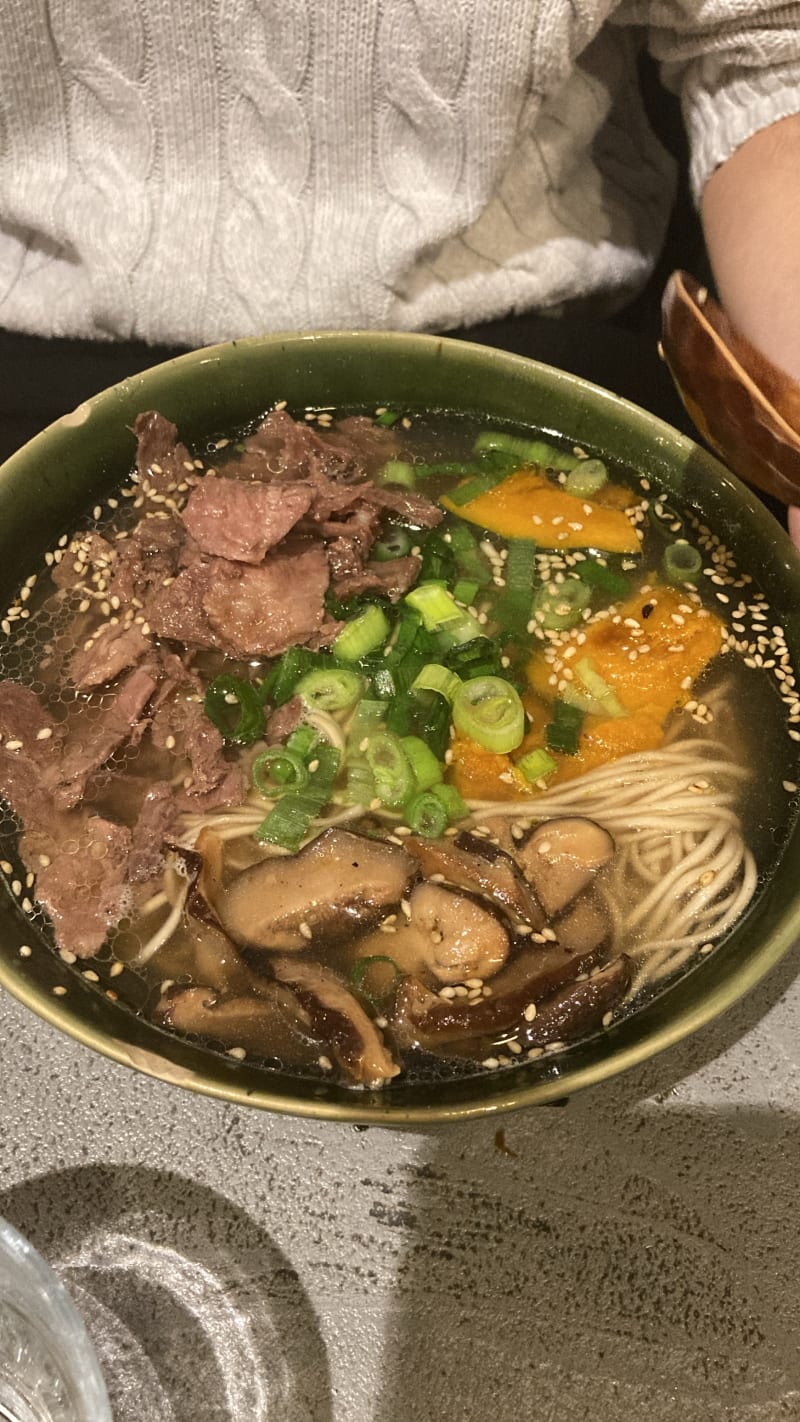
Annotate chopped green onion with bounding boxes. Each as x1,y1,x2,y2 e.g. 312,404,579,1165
473,431,580,471
565,458,608,497
405,582,463,631
453,578,480,607
365,731,415,809
447,522,492,585
404,790,449,838
400,735,443,792
573,658,625,718
372,527,413,561
333,605,391,662
286,724,319,760
255,745,341,851
377,459,415,487
261,647,327,707
443,637,504,682
663,541,702,585
370,665,396,699
516,747,558,783
410,663,462,704
445,469,509,507
296,667,363,712
430,782,469,823
577,559,630,601
348,698,386,743
452,676,525,754
496,538,538,634
531,578,591,631
204,675,264,744
545,700,584,756
252,747,309,797
350,955,402,1010
376,410,401,428
385,688,451,760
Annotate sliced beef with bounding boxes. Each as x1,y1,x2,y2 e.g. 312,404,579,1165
127,781,177,884
180,479,313,564
108,514,186,605
132,410,195,495
144,560,218,649
21,812,132,958
332,554,421,602
151,696,243,810
240,410,359,484
69,622,152,690
323,416,400,475
265,696,304,746
271,956,400,1086
361,484,443,528
0,683,64,765
202,541,329,658
51,533,115,592
216,828,414,951
55,666,158,808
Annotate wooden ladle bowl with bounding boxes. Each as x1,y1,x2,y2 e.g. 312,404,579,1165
661,269,800,504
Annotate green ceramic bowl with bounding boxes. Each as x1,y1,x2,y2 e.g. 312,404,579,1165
0,331,799,1125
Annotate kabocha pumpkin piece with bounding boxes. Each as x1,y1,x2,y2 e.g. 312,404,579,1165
442,469,641,554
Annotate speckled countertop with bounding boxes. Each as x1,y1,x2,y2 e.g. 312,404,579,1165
2,933,800,1421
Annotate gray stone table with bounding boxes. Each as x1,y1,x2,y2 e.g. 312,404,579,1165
2,933,800,1422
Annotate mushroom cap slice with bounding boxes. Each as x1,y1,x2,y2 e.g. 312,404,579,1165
392,937,603,1047
156,981,325,1067
519,954,631,1048
404,832,543,927
408,882,510,985
215,827,414,951
515,817,614,918
271,957,400,1087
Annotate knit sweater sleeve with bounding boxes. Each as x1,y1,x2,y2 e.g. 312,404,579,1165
613,1,800,201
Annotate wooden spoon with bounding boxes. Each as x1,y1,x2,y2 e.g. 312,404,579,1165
660,269,800,504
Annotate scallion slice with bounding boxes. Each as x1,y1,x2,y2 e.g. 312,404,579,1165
365,731,415,809
255,745,341,851
404,789,449,838
333,605,391,662
204,675,264,744
252,746,309,798
372,527,413,561
400,735,443,792
473,430,580,471
516,747,558,783
410,663,462,704
430,782,469,823
573,658,625,718
350,955,402,1010
565,458,608,497
376,410,401,428
545,700,583,756
663,541,702,585
405,582,463,630
453,577,480,607
452,676,525,754
296,667,363,712
377,458,415,487
531,578,591,631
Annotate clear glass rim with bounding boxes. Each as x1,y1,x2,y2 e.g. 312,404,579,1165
0,1214,112,1421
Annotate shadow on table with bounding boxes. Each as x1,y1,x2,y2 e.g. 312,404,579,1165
371,938,800,1422
0,1165,332,1422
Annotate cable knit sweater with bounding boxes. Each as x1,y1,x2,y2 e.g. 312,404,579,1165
0,1,798,347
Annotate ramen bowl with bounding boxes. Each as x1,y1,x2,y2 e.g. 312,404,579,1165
0,331,799,1125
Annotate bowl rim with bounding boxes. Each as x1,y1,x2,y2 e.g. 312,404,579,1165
1,327,799,1125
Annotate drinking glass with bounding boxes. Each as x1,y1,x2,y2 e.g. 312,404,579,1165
0,1215,111,1422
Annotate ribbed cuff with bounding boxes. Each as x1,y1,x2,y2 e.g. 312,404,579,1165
683,60,800,203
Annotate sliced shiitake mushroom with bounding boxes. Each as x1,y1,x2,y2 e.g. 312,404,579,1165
271,956,400,1087
515,817,615,918
407,882,510,985
156,981,325,1068
404,833,543,926
215,828,414,951
392,937,603,1047
518,954,632,1047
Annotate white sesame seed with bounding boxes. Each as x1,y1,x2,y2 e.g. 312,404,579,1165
299,921,313,940
318,1055,333,1071
228,1046,247,1060
523,1002,537,1022
5,740,22,751
52,985,67,996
